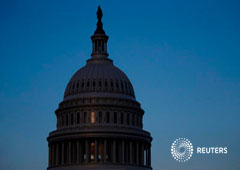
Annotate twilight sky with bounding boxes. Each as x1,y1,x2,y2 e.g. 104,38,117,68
0,0,240,169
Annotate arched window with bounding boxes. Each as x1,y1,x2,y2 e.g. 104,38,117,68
61,115,64,127
127,113,129,125
72,84,75,90
84,112,88,123
121,82,124,92
106,112,110,123
120,112,124,124
125,82,128,93
66,114,68,126
132,114,134,126
90,112,96,124
99,111,102,123
114,112,117,124
116,81,119,88
111,81,114,92
71,113,74,125
77,112,80,124
136,115,138,127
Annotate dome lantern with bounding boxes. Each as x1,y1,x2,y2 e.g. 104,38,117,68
91,6,109,59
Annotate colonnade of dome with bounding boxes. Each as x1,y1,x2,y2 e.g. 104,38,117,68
48,138,151,168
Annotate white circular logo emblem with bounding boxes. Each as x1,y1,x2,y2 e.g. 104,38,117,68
171,138,193,162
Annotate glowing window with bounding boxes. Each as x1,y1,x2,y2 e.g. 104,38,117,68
90,142,95,161
91,112,95,124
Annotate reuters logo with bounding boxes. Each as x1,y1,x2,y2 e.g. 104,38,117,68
171,138,193,162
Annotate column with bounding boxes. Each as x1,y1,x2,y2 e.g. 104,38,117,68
62,143,65,165
112,139,116,163
52,144,55,166
77,140,80,163
130,141,133,164
68,114,71,126
126,142,129,163
141,143,144,165
104,139,107,163
122,140,125,163
149,144,151,166
85,139,89,163
146,145,149,166
136,142,139,165
49,145,52,166
95,139,98,163
56,143,59,165
68,141,71,164
79,141,83,162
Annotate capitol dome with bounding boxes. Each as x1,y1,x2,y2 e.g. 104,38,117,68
47,6,152,170
64,58,135,101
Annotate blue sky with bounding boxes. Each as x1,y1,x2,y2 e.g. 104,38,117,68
0,0,240,169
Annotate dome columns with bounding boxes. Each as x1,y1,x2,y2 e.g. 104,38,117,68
48,138,151,169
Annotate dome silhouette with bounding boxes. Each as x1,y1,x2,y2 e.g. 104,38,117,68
47,6,152,170
64,58,135,101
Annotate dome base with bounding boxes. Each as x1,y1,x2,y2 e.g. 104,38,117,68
48,164,152,170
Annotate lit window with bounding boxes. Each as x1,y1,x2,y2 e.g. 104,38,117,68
91,112,95,123
90,142,95,161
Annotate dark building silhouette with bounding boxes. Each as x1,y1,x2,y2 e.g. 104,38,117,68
47,6,152,170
